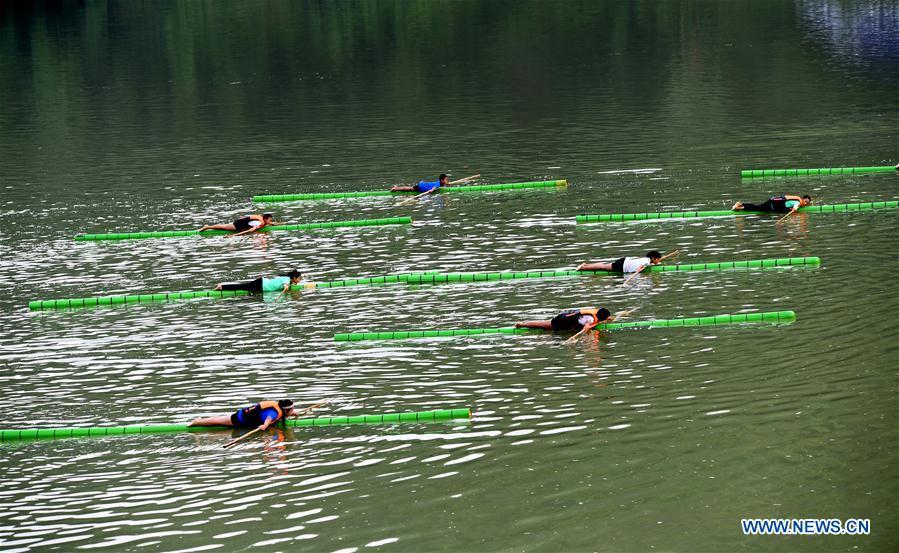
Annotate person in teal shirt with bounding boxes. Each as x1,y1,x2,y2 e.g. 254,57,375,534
214,269,309,295
732,194,811,214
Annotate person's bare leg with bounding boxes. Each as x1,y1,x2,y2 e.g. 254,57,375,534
731,202,744,210
188,415,233,427
390,186,416,192
214,284,223,291
577,262,614,271
514,320,554,330
199,223,238,232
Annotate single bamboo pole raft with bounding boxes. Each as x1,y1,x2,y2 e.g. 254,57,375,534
29,290,252,310
0,408,472,442
379,257,819,286
334,311,797,341
577,201,899,223
26,271,440,310
253,179,568,202
741,165,897,178
26,257,818,311
74,217,412,241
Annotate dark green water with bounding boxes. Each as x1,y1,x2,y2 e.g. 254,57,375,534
1,1,897,551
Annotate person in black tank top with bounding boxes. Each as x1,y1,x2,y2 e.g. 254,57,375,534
515,307,614,331
188,399,297,429
198,213,282,236
732,195,811,213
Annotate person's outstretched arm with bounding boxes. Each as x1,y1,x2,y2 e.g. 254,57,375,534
659,250,680,262
276,281,293,299
605,308,635,323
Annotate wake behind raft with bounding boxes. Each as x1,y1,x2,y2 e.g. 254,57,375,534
0,409,473,442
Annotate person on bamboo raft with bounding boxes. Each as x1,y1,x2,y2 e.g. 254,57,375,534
731,194,812,214
188,400,297,430
515,307,618,332
576,250,677,273
214,269,310,294
390,173,449,193
198,213,283,236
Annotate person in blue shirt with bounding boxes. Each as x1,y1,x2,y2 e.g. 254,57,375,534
188,400,297,430
732,194,811,214
214,269,308,295
391,174,449,193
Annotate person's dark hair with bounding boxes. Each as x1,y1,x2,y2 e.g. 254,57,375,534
646,250,662,260
596,308,612,321
278,399,295,410
284,269,303,280
802,195,811,201
439,173,448,181
262,213,274,220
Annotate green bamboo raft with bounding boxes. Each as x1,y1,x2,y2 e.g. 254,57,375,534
29,290,253,310
74,216,412,241
26,257,818,310
0,408,472,442
576,201,899,223
741,165,897,178
253,179,568,202
334,311,797,341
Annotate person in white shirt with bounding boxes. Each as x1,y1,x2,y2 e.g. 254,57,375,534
576,250,670,274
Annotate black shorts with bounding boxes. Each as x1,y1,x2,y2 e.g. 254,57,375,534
230,409,261,428
550,309,584,331
412,184,423,193
742,200,788,213
611,257,626,273
220,277,263,293
766,200,790,213
234,217,259,231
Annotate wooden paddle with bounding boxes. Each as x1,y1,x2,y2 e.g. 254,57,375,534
222,426,264,449
289,401,328,419
222,401,328,449
398,174,480,205
563,322,599,345
563,308,637,344
775,211,796,224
